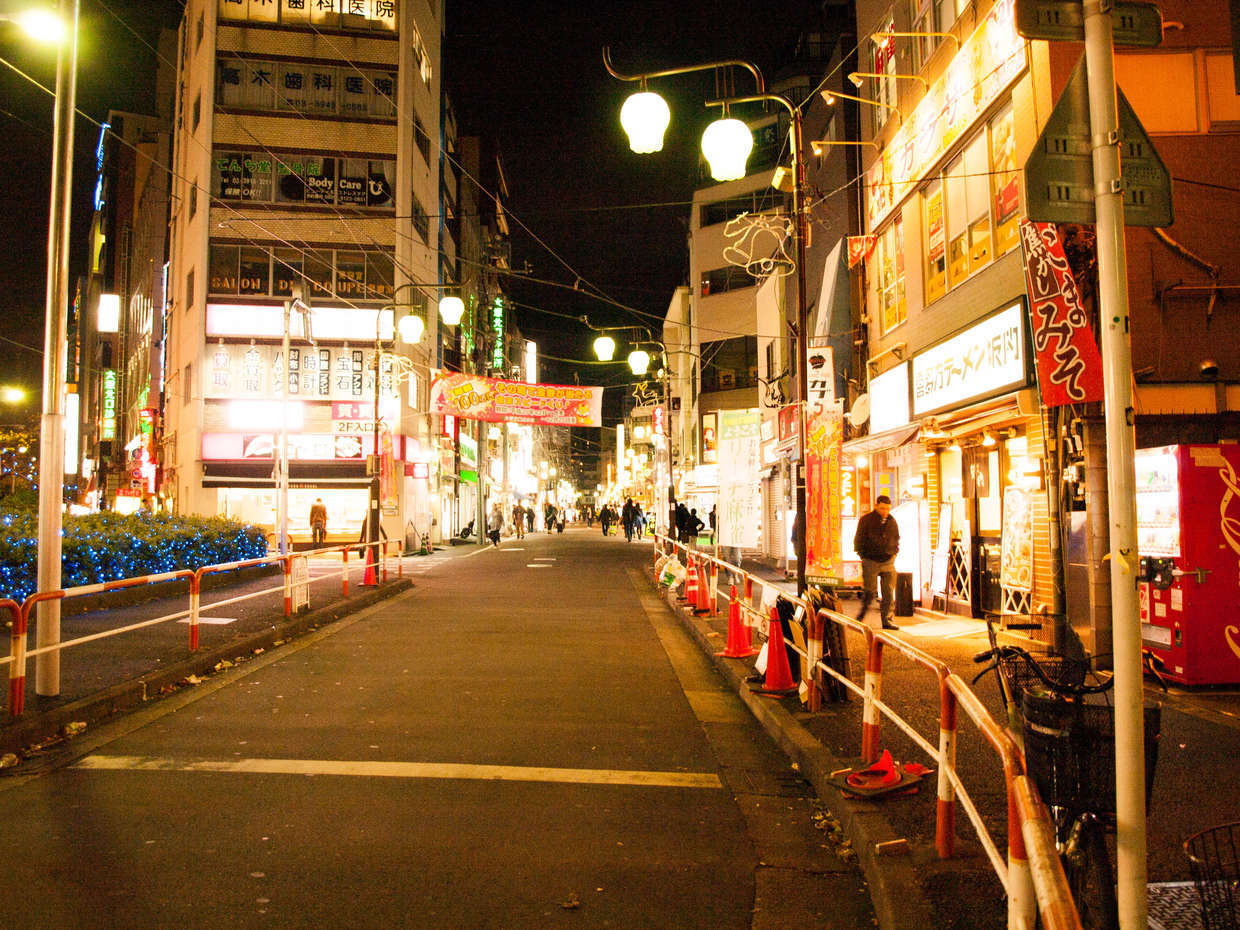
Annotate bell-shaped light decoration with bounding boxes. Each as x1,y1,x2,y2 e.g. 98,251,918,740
701,117,753,182
438,295,465,326
16,9,67,42
593,335,617,361
397,313,425,344
627,349,651,376
377,308,396,342
620,90,671,154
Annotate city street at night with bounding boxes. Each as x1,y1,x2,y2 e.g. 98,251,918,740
0,530,873,928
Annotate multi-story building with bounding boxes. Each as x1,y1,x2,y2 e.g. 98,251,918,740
847,0,1240,651
164,0,444,546
76,62,176,511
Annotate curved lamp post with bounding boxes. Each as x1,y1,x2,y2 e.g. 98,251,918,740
603,47,812,594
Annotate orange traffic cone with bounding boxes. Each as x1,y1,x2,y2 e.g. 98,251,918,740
753,606,797,696
716,585,760,658
694,560,712,615
681,557,698,604
362,545,377,586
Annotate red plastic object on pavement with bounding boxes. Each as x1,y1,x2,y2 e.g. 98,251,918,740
682,557,698,605
716,585,760,658
753,606,797,695
694,560,713,615
362,546,377,586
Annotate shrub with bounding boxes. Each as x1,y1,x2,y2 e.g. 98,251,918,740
0,511,268,602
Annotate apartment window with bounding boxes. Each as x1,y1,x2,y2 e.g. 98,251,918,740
411,193,430,243
936,0,966,33
188,179,198,220
272,248,304,297
920,105,1023,305
699,192,780,228
870,24,898,130
910,1,937,71
414,114,432,164
876,219,906,335
924,180,946,304
700,266,757,296
238,247,270,295
219,58,399,120
195,12,204,51
192,93,201,132
186,268,195,310
184,363,192,406
701,337,759,393
989,103,1020,258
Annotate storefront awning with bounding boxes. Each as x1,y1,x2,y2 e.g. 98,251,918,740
841,423,920,456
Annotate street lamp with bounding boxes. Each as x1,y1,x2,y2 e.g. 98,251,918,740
627,349,651,376
593,335,616,361
604,47,813,594
700,114,753,182
1,1,80,699
619,87,671,153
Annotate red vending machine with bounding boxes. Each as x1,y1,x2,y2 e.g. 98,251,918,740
1136,444,1240,686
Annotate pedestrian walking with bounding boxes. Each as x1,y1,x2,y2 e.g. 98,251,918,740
633,502,645,539
512,502,525,539
708,505,717,545
488,503,503,547
526,508,534,533
600,504,612,536
309,497,327,547
622,498,635,542
675,502,690,543
853,494,900,630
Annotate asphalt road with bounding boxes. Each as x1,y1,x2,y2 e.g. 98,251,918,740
0,529,873,928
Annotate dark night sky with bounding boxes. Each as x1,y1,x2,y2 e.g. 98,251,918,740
0,0,828,421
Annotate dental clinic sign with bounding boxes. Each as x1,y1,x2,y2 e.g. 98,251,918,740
912,303,1028,416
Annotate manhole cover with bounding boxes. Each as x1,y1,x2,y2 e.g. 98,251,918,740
1148,882,1203,930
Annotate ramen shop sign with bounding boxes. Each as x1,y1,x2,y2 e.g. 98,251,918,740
911,302,1028,416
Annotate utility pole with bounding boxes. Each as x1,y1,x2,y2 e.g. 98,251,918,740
1083,4,1146,926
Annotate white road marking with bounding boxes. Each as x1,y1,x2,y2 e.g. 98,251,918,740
534,557,556,561
526,564,551,568
72,755,722,789
176,617,238,625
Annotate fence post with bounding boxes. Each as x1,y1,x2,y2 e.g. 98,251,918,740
7,600,28,718
806,609,824,712
381,540,388,583
862,636,884,764
189,573,202,651
1008,777,1037,930
342,547,349,598
282,557,293,618
936,678,958,858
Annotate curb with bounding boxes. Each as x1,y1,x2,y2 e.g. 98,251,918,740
1,578,414,757
655,581,934,930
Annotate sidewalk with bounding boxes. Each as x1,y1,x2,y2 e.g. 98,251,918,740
0,540,492,758
658,550,1240,929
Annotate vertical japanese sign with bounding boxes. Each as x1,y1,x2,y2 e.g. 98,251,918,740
1019,220,1105,406
379,425,397,513
805,400,845,585
718,409,762,550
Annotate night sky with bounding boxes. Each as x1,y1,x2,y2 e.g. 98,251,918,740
0,0,826,424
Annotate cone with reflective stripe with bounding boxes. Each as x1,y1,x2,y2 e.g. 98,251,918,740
694,560,712,615
362,545,377,586
716,585,760,658
681,556,698,604
752,606,797,695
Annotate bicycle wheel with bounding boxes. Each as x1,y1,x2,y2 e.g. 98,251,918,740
1063,815,1119,930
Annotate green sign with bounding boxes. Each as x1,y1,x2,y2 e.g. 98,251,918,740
491,295,505,372
1024,55,1172,227
101,369,117,441
1015,0,1164,47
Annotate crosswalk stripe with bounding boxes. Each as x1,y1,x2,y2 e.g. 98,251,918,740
72,755,723,789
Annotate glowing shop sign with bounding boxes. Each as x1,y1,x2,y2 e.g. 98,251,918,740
101,369,117,441
911,303,1027,416
491,296,505,372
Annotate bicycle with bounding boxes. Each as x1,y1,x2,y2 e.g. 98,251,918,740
972,642,1161,930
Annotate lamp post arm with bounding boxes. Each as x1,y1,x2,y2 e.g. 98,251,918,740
603,46,764,95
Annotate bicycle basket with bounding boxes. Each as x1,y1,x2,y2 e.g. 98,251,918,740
1185,822,1240,930
1020,691,1161,821
997,652,1088,701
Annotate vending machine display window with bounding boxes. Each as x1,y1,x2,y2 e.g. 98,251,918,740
1135,445,1181,558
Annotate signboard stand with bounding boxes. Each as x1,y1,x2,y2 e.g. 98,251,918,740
291,555,309,613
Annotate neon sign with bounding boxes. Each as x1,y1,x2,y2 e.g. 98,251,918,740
491,296,505,372
101,369,117,441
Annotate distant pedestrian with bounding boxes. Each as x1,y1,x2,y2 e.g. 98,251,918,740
512,502,525,539
488,504,503,547
688,508,704,539
310,498,327,546
709,505,717,544
622,498,636,542
600,505,612,536
675,502,690,542
526,508,534,533
633,502,645,539
853,495,899,630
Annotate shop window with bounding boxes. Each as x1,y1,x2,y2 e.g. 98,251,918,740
923,180,946,304
277,62,310,112
365,252,395,300
303,249,335,298
943,130,991,287
989,103,1021,258
208,244,239,294
334,251,368,300
936,0,966,32
238,247,270,296
371,72,397,119
877,218,906,334
272,248,304,297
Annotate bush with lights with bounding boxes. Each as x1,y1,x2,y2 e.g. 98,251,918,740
0,510,267,601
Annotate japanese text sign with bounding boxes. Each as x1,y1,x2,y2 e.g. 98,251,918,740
429,373,603,427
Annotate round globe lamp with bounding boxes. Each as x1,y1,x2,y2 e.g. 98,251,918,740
438,295,465,326
397,313,425,344
620,90,671,154
593,335,617,361
627,349,651,376
701,117,753,182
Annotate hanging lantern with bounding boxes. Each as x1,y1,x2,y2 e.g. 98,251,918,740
398,313,425,344
620,90,671,154
593,335,617,361
627,349,651,376
438,295,465,326
701,117,753,182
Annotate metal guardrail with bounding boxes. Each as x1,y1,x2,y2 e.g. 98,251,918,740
3,539,401,719
652,534,1079,930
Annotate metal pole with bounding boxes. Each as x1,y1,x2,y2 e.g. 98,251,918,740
1082,5,1147,926
35,0,80,697
371,314,382,559
790,107,810,597
278,301,290,556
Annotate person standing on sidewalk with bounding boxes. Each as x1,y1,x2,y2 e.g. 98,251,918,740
512,502,525,539
309,498,328,547
622,498,635,542
853,495,899,630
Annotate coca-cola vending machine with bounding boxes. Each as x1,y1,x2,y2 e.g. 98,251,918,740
1136,444,1240,686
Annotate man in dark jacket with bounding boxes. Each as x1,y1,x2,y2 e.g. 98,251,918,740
853,495,900,630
